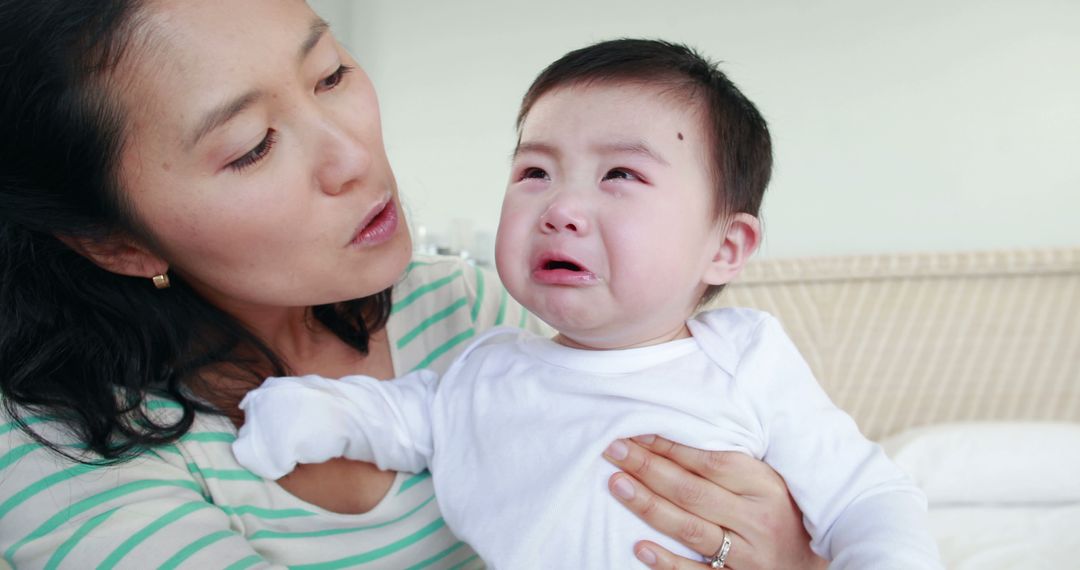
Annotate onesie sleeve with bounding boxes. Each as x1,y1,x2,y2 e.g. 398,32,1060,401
233,371,438,478
696,310,942,569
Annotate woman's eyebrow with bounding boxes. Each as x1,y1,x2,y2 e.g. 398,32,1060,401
298,18,330,61
187,18,330,148
189,90,263,148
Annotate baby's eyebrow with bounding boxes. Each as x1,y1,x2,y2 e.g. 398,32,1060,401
513,140,669,166
594,141,670,166
513,141,559,159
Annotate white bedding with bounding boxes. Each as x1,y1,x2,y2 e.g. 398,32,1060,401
881,422,1080,569
930,503,1080,569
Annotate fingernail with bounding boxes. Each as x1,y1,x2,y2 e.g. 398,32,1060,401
612,476,636,500
632,434,656,445
605,440,629,461
636,546,658,566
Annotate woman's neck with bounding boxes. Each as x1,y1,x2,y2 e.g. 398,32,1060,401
194,305,396,422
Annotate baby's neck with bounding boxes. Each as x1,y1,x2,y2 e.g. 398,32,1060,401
552,323,693,351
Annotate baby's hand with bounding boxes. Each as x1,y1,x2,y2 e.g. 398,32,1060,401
232,375,356,480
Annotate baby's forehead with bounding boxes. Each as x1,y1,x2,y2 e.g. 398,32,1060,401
523,80,710,134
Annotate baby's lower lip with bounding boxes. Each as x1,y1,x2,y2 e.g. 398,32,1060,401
349,202,398,246
532,267,598,285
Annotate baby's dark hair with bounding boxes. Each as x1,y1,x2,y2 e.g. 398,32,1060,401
516,39,773,302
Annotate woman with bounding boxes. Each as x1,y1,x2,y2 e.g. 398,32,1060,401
0,0,826,568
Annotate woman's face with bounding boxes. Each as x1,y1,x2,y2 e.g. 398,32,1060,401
113,0,410,314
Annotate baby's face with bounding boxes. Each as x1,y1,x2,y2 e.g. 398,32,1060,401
495,83,725,349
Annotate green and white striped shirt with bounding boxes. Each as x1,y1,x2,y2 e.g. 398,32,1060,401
0,256,542,570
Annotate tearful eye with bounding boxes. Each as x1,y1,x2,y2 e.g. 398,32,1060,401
521,167,550,181
602,168,639,181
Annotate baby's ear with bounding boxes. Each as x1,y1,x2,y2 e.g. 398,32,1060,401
55,231,169,280
703,213,760,286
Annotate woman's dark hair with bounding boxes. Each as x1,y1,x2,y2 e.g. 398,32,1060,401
517,39,773,303
0,0,391,464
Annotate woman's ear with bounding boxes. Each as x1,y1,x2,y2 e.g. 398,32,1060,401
703,213,761,286
55,231,169,279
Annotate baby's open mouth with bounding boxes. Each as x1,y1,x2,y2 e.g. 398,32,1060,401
544,260,583,272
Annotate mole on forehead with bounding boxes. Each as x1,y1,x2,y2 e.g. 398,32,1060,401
677,132,684,140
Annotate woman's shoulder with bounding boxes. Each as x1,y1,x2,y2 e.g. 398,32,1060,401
388,255,546,374
0,404,209,562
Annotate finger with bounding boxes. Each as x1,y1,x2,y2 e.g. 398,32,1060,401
609,471,734,557
632,541,703,569
606,438,741,525
632,435,787,498
634,539,747,570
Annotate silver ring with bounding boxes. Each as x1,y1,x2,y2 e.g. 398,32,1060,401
706,529,732,569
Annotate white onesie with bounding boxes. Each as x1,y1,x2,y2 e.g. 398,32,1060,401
234,308,942,569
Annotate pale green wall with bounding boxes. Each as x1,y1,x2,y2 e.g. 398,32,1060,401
311,0,1080,259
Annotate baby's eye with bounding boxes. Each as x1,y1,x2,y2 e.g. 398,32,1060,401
602,168,639,181
520,167,550,180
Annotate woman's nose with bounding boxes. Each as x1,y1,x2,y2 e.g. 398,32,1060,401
315,120,371,196
539,200,589,235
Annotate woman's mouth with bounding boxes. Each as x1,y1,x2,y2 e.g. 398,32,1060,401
348,198,398,247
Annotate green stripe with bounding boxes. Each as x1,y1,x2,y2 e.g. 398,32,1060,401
249,494,436,541
411,329,475,372
0,415,54,437
470,266,485,323
145,400,183,410
224,554,263,570
180,431,236,443
392,270,463,315
406,260,435,273
397,470,431,495
290,517,448,570
99,502,212,569
406,540,469,570
448,554,482,570
397,297,468,349
494,288,509,326
221,505,316,519
192,467,261,481
0,463,100,519
5,479,205,560
43,509,118,570
159,530,234,570
0,443,38,471
518,305,529,329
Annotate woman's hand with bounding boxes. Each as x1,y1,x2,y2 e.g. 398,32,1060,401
604,435,828,570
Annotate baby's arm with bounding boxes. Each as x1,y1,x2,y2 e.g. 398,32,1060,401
694,310,942,569
232,371,438,479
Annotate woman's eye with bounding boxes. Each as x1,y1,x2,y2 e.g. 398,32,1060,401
520,167,550,181
317,64,353,92
227,129,277,172
602,168,639,181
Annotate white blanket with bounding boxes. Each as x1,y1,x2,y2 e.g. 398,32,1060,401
882,422,1080,569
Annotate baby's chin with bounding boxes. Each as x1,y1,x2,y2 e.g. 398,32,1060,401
550,328,691,351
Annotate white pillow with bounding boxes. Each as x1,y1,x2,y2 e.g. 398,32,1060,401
880,422,1080,505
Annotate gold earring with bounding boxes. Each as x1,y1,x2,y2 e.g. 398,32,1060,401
151,273,171,289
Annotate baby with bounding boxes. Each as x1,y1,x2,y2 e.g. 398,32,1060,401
234,39,941,569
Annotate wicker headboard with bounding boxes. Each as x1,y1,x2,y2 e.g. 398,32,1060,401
712,248,1080,440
